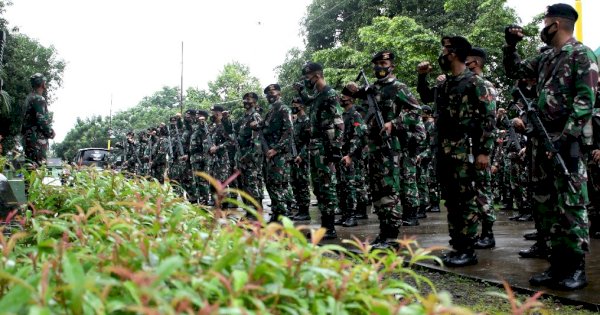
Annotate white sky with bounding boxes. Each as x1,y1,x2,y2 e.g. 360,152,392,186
5,0,600,143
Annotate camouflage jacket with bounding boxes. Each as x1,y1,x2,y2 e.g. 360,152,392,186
181,122,194,156
436,68,496,157
342,105,367,159
503,37,598,138
189,122,210,163
300,86,343,150
294,113,311,161
22,92,53,139
261,101,292,155
235,108,263,163
153,135,169,167
418,118,436,160
208,122,233,157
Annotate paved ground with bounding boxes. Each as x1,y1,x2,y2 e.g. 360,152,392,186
260,194,600,307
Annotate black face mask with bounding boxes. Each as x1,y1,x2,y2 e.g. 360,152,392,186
341,100,352,107
304,78,316,89
267,95,279,104
291,107,300,114
243,101,253,109
209,116,216,123
373,66,391,79
540,22,557,45
438,53,452,72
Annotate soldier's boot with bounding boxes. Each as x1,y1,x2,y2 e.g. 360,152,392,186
442,248,478,267
508,212,522,221
371,224,399,251
500,197,514,210
292,205,311,221
517,213,533,221
416,204,427,219
529,255,562,286
354,200,369,219
428,203,441,213
334,213,347,225
268,211,281,224
473,221,495,249
321,214,338,240
518,241,549,259
370,219,388,247
553,255,588,290
342,208,358,227
401,207,420,226
523,231,538,241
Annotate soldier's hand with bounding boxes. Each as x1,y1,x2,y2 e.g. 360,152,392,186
518,147,527,158
266,149,277,159
505,25,524,46
49,129,56,139
341,155,352,167
417,61,433,74
209,146,218,154
294,156,302,164
593,149,600,163
476,154,489,170
497,108,507,117
179,155,188,162
436,75,447,84
293,82,304,92
512,118,525,132
382,122,393,136
249,121,258,128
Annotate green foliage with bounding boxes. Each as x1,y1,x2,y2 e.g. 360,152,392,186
0,168,478,314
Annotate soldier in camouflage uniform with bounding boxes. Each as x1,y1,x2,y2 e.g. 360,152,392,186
122,131,139,174
416,105,438,217
289,97,312,221
353,105,371,219
190,110,211,204
143,128,157,178
152,124,170,183
466,47,498,249
167,116,185,183
179,110,196,201
418,36,496,266
335,83,367,227
504,3,598,289
234,92,264,216
22,73,55,167
295,62,344,239
260,84,293,222
208,106,234,191
366,51,421,248
587,86,600,239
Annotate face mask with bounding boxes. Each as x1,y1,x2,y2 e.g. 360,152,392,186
341,100,352,107
291,107,300,114
304,78,316,89
243,101,253,109
267,95,279,104
438,53,452,72
540,22,557,45
209,116,216,123
373,66,391,79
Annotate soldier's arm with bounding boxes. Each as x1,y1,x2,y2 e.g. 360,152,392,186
561,48,598,139
474,78,497,155
32,97,53,138
347,112,367,159
326,94,344,150
417,74,435,104
390,85,420,131
502,45,540,80
272,107,292,154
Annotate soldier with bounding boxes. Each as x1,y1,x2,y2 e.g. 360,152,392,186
235,92,264,216
208,105,234,191
588,81,600,239
353,105,371,220
416,105,439,217
179,109,196,201
335,83,367,227
22,73,55,167
289,97,312,221
259,84,293,222
466,47,498,249
418,36,496,266
366,51,421,248
152,124,170,183
504,3,598,290
190,110,211,204
123,131,139,174
295,62,344,239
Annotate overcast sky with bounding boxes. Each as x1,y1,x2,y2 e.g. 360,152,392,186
5,0,600,143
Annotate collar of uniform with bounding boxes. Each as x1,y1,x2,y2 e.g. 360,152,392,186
376,76,396,84
451,68,471,80
245,108,256,116
559,37,578,53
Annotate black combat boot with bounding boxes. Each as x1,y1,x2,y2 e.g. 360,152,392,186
342,208,358,227
371,224,399,250
268,211,281,224
553,255,588,290
442,248,478,267
370,220,388,247
321,214,338,240
518,241,549,258
428,203,441,212
354,200,369,219
523,231,537,241
416,204,428,219
292,205,311,221
401,207,420,226
517,213,533,221
474,221,496,249
334,213,347,225
530,256,561,286
508,213,522,221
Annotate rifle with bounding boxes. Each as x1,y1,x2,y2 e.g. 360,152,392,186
289,113,298,158
165,124,175,166
356,70,392,151
502,114,522,152
516,88,577,194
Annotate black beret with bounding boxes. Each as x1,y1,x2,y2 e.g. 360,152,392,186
197,110,209,118
441,36,453,46
211,105,225,112
302,62,323,75
291,96,304,105
263,84,281,94
185,109,196,115
469,47,487,62
30,73,46,87
447,36,472,52
545,3,578,21
421,105,432,114
371,50,395,63
243,92,259,100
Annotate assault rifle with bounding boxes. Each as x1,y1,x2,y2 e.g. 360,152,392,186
289,113,298,158
516,88,576,194
356,70,392,151
165,124,175,166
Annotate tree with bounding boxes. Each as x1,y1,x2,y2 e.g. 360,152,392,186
138,86,180,109
206,62,262,118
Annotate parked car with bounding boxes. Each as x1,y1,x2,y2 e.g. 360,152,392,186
42,158,64,186
72,148,110,169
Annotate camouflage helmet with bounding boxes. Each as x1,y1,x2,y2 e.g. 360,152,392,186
30,73,46,88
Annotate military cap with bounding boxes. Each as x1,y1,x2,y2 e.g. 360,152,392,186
211,105,225,112
371,50,395,63
30,73,46,88
197,109,209,118
469,47,487,62
263,84,281,94
243,92,259,100
545,3,578,21
126,130,135,136
302,62,323,75
421,105,432,114
185,109,196,115
169,116,178,122
291,96,304,105
441,35,453,46
341,82,360,97
447,36,471,51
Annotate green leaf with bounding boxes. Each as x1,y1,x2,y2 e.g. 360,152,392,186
0,280,33,312
231,270,248,292
155,255,184,284
63,252,85,314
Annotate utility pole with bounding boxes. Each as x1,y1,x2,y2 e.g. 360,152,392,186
180,41,184,114
108,95,113,150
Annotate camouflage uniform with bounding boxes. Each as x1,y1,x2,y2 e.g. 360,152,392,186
22,92,53,166
152,131,169,183
179,117,195,200
234,108,264,209
504,35,598,286
190,121,211,204
417,117,438,213
290,113,312,218
261,100,293,220
208,121,233,184
587,107,600,238
123,137,139,174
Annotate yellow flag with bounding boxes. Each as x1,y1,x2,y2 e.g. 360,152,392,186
575,0,583,41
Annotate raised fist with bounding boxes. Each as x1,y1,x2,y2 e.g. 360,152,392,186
417,61,433,74
505,25,524,46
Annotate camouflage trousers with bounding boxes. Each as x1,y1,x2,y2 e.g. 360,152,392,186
336,161,357,215
237,156,263,209
475,166,495,224
530,138,589,256
265,154,288,217
417,159,431,208
284,163,296,211
151,163,167,183
355,157,370,207
367,144,402,228
309,144,338,217
23,132,48,166
427,158,441,206
508,155,530,213
291,157,311,209
399,151,419,210
438,153,479,250
586,157,600,234
191,159,210,204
